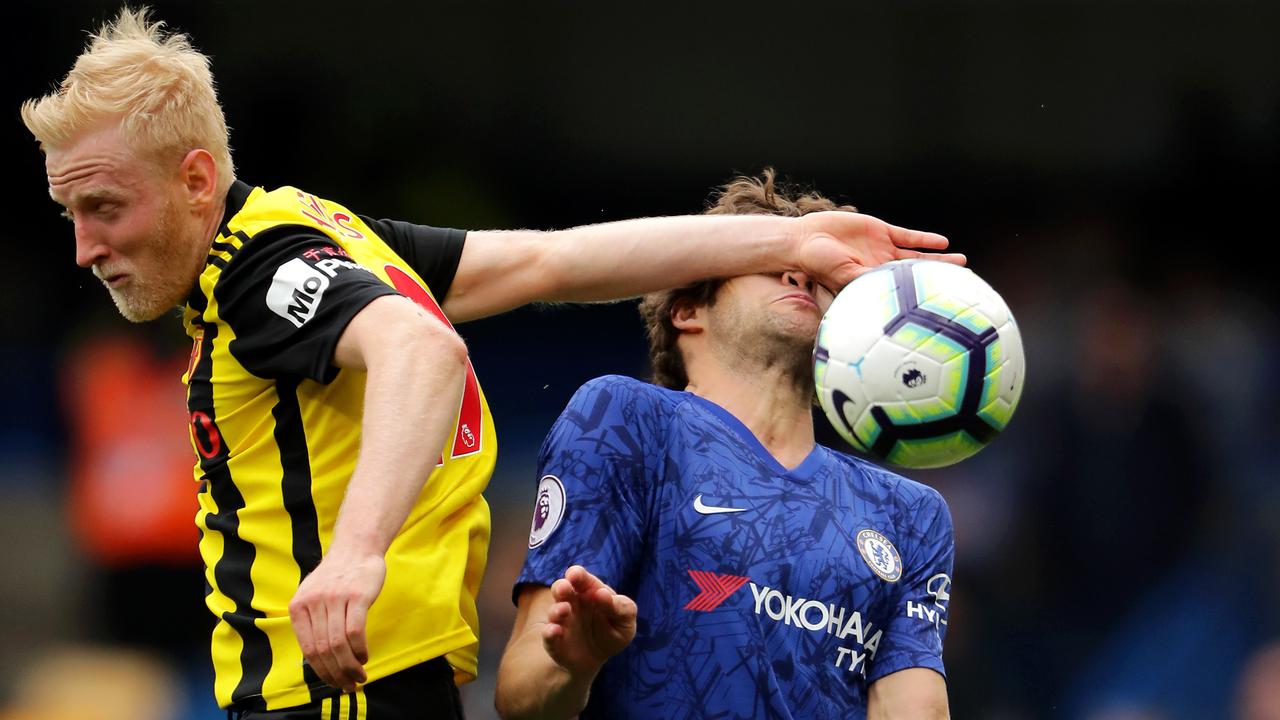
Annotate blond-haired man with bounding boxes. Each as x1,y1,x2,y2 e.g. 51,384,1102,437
25,10,961,719
498,171,953,719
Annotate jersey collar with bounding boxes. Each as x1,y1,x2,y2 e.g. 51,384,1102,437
219,179,253,236
681,391,826,482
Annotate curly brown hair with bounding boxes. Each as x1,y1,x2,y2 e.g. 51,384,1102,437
637,168,857,389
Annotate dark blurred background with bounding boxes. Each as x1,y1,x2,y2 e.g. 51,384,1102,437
3,1,1278,718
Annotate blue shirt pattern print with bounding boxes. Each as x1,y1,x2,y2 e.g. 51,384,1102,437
515,375,955,719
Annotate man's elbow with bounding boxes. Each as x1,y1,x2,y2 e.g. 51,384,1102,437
422,317,470,366
398,307,469,368
493,663,530,720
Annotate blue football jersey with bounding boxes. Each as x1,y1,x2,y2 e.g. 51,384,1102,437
516,375,954,719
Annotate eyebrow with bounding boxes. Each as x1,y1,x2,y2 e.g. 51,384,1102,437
51,187,126,208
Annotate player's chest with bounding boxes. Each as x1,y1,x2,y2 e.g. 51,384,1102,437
647,461,905,622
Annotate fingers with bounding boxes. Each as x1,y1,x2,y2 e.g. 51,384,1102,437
541,619,565,643
550,577,576,602
543,592,635,638
347,600,371,666
565,564,607,594
550,566,626,623
291,604,328,688
600,588,637,631
545,599,573,627
546,566,624,633
327,600,366,691
293,602,342,691
886,223,950,250
547,586,625,625
290,595,369,693
553,565,610,601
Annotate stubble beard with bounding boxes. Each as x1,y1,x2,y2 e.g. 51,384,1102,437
710,304,817,398
108,199,197,323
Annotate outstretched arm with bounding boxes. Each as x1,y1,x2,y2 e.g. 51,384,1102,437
496,566,637,720
442,211,961,322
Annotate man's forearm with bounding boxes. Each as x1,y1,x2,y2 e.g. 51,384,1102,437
496,628,597,720
538,214,798,302
329,321,468,558
445,214,799,321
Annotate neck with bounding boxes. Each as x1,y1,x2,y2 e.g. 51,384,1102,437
179,196,226,305
201,194,227,253
684,361,816,470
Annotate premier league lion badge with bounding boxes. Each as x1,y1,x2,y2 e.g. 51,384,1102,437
528,475,566,548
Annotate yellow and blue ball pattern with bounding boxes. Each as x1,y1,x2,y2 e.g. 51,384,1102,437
814,259,1025,469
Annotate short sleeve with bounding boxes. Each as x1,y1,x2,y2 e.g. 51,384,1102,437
360,217,465,301
216,225,399,382
866,489,955,684
514,377,663,602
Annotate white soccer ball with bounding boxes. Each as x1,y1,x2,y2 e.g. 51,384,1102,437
814,259,1025,469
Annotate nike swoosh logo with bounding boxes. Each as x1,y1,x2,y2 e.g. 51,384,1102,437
693,494,747,515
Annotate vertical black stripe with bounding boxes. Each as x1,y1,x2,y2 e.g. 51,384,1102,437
272,376,327,703
187,296,273,708
350,692,359,720
273,378,322,574
330,696,341,720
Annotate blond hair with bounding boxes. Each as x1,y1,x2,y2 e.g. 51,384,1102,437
638,168,857,389
21,7,234,193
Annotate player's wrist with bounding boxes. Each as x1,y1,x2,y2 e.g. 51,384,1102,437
548,645,609,685
321,533,389,567
779,215,809,268
550,663,600,715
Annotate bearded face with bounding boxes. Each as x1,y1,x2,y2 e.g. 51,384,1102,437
703,272,833,387
95,194,196,321
46,122,206,323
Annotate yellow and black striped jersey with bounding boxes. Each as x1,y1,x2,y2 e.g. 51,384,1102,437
182,180,496,711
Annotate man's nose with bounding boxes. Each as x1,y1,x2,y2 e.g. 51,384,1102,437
74,221,109,268
782,270,815,294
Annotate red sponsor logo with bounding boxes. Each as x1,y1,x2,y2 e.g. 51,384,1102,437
295,192,365,240
384,265,484,462
301,246,353,262
684,570,750,612
190,410,222,459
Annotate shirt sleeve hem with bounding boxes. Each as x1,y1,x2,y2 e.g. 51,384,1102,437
311,284,401,383
866,655,946,685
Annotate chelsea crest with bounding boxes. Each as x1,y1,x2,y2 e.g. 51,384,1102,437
855,528,903,582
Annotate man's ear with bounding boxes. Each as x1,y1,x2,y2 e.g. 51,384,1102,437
178,148,218,209
671,298,705,334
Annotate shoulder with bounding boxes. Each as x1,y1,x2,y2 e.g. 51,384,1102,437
539,376,677,474
229,184,354,236
543,375,682,448
213,186,342,275
564,374,681,417
211,184,375,288
824,449,952,522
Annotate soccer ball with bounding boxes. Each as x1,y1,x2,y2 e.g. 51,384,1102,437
814,259,1025,469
